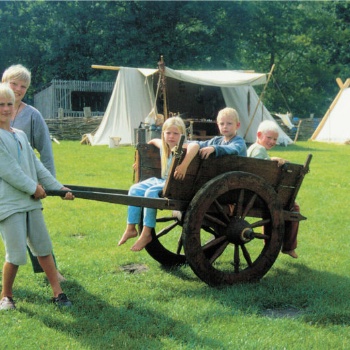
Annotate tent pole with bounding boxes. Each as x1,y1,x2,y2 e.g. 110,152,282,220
158,56,168,120
336,77,344,89
311,78,350,140
293,119,303,143
244,64,275,139
91,65,121,71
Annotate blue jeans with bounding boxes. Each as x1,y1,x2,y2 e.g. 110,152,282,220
128,177,165,228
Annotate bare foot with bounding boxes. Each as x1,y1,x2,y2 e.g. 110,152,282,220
282,250,298,259
172,210,182,221
131,234,152,251
118,228,138,246
57,271,66,282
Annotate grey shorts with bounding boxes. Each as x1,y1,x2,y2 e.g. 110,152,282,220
0,209,53,265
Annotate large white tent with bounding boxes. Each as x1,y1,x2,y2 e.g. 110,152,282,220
311,78,350,143
89,66,292,146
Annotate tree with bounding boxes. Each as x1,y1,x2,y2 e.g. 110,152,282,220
0,1,349,116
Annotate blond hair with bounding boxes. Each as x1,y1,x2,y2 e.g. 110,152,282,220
161,116,186,178
0,83,15,103
217,107,240,123
2,64,31,86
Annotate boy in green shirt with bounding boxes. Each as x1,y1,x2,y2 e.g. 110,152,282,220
247,120,299,259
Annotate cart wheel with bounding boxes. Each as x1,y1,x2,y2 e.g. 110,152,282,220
183,171,284,286
144,212,186,267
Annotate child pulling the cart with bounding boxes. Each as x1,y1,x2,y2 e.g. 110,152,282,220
118,116,200,251
0,83,74,310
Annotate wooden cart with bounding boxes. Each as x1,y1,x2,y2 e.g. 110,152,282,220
48,144,312,286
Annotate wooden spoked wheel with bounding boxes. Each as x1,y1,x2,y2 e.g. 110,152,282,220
145,212,186,267
182,171,284,286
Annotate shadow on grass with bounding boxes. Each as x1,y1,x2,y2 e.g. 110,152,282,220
172,260,349,328
20,280,222,349
159,264,199,283
261,263,350,326
163,261,350,327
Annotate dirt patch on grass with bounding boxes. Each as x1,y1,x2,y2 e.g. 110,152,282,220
120,263,149,274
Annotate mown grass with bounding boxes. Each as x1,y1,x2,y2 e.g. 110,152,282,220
0,140,349,349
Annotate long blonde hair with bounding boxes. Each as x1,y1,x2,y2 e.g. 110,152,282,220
161,116,186,178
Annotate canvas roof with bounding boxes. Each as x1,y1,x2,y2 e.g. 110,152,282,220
139,67,267,87
90,66,292,146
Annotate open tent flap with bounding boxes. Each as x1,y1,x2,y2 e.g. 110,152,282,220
90,66,292,146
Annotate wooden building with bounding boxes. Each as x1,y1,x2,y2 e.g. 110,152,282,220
34,79,114,119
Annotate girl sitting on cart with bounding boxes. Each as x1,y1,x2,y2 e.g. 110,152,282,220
118,116,199,251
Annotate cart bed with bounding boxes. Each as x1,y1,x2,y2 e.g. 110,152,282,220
136,144,310,211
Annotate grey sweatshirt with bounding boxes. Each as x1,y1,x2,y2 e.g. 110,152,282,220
0,128,62,221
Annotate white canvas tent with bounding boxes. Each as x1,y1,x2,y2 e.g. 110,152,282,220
89,66,292,146
311,78,350,143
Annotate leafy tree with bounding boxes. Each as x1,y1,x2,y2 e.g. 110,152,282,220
0,1,349,116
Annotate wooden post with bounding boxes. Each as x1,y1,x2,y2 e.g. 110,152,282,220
244,64,275,139
58,108,64,119
84,107,92,118
158,56,168,120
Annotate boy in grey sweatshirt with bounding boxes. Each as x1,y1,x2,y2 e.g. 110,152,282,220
0,83,74,310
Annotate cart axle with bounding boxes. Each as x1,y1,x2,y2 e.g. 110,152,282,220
220,217,254,244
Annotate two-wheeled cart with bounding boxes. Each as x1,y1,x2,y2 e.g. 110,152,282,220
48,143,312,286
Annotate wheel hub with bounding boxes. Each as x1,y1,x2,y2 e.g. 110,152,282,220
220,217,254,244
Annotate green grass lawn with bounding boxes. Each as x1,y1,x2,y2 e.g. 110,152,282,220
0,140,349,349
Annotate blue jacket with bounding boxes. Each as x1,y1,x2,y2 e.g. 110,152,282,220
196,135,247,157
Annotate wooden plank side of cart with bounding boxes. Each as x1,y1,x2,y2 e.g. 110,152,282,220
136,143,311,219
48,143,310,217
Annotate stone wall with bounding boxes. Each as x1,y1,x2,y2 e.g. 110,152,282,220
46,117,103,141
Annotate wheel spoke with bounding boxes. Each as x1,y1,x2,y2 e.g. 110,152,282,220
176,236,183,255
202,235,227,250
250,218,271,228
253,232,270,240
236,189,245,217
202,236,228,263
233,244,240,273
156,221,179,239
240,244,253,267
201,225,217,236
213,199,230,224
156,216,178,223
208,241,229,264
242,193,257,219
204,213,227,227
